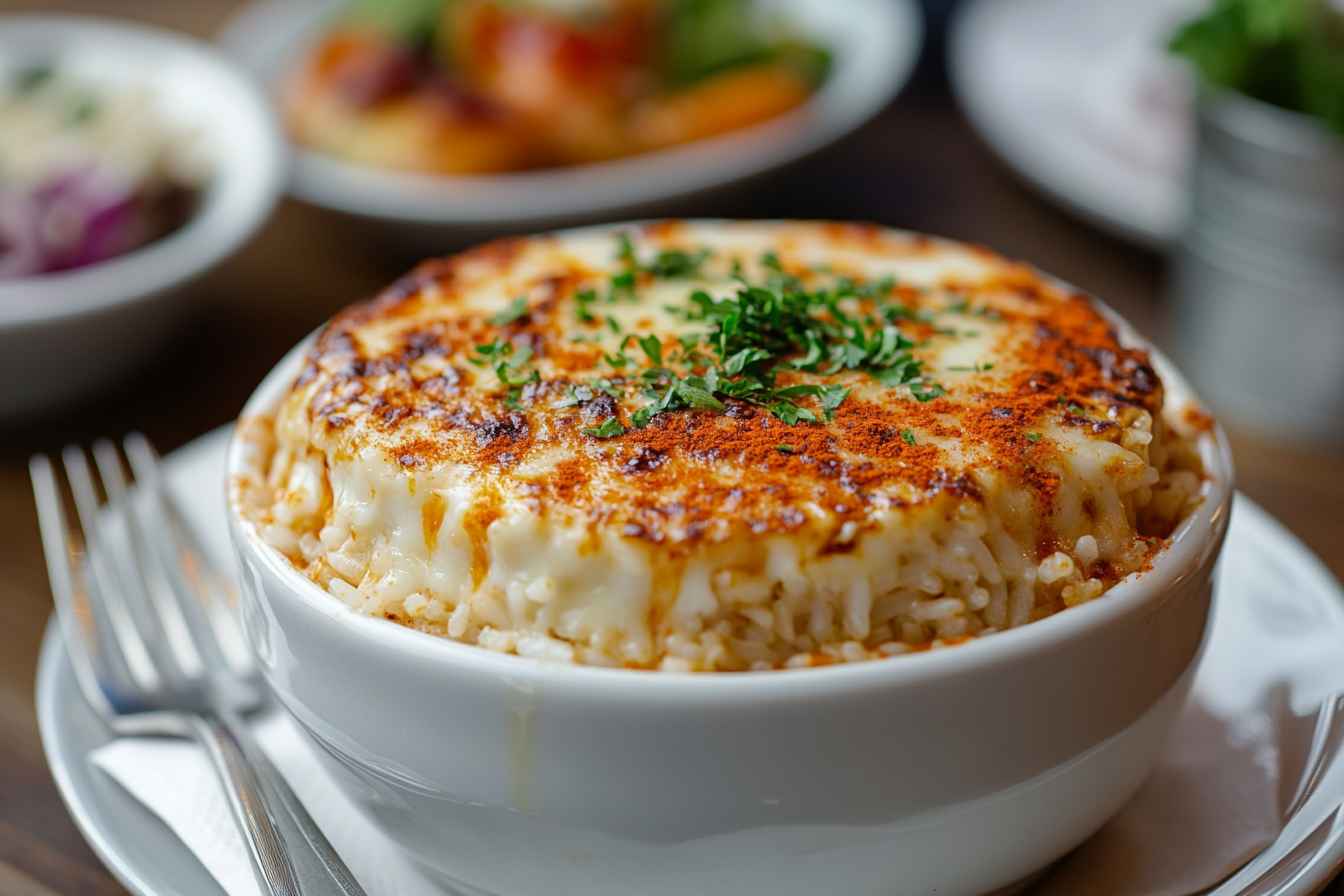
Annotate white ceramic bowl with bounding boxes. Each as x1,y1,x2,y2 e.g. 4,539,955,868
226,230,1234,896
0,16,283,417
218,0,919,252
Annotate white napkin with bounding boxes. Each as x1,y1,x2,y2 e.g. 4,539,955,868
90,507,1344,896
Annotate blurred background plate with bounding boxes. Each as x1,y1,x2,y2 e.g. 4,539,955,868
0,16,283,417
949,0,1200,248
218,0,921,250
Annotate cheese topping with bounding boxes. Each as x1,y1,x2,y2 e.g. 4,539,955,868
234,221,1206,670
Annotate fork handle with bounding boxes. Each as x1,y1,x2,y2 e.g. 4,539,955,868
251,745,370,896
191,712,304,896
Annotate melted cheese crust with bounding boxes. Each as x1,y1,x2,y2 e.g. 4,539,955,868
234,221,1205,670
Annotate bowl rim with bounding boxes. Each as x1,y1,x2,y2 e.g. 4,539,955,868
0,14,285,327
226,220,1235,697
217,0,921,225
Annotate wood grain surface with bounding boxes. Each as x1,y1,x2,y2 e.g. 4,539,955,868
0,1,1340,893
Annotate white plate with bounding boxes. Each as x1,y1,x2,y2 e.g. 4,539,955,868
218,0,920,227
35,426,1344,895
949,0,1200,248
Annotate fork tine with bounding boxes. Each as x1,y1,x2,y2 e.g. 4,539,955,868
84,440,180,682
93,438,205,682
60,445,162,695
124,432,254,679
30,455,121,720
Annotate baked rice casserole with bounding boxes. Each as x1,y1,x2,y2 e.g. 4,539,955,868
232,221,1207,671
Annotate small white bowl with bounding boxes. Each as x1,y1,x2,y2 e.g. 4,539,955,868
226,225,1234,896
0,16,283,417
218,0,920,249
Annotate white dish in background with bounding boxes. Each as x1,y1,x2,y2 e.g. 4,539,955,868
0,16,283,417
949,0,1201,249
36,426,1344,896
218,0,919,238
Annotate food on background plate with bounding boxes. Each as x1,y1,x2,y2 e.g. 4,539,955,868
0,64,208,279
233,221,1207,671
1169,0,1344,134
284,0,831,174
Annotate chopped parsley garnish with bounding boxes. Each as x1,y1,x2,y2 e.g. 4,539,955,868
583,418,626,439
646,248,712,279
574,288,597,323
638,334,663,366
900,428,917,445
1026,432,1042,443
910,382,946,402
559,238,950,431
491,296,529,326
614,231,713,280
947,362,995,373
13,65,53,94
469,339,510,364
819,384,850,419
471,339,537,407
776,444,795,454
608,270,637,302
616,233,638,270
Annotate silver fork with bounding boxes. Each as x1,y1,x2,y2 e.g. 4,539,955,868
31,434,367,896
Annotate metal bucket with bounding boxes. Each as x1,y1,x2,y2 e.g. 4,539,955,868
1169,87,1344,445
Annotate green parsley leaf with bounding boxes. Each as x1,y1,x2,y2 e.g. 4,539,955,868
900,428,917,445
776,443,795,454
1026,432,1042,443
583,418,626,439
770,401,817,425
674,378,724,411
819,384,850,420
13,65,54,94
574,289,598,323
469,339,509,366
910,381,946,402
608,270,637,302
616,232,638,269
646,248,711,279
638,334,663,366
491,296,529,326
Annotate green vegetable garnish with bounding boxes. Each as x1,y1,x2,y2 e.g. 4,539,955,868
583,418,627,439
563,236,948,430
1169,0,1344,134
661,0,832,87
491,296,529,326
13,64,53,94
346,0,444,46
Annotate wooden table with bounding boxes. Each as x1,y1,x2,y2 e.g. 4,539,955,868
2,2,1341,893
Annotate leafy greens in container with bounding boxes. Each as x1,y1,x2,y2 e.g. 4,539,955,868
1169,0,1344,134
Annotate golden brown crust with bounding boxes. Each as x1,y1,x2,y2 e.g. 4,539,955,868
289,221,1167,550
